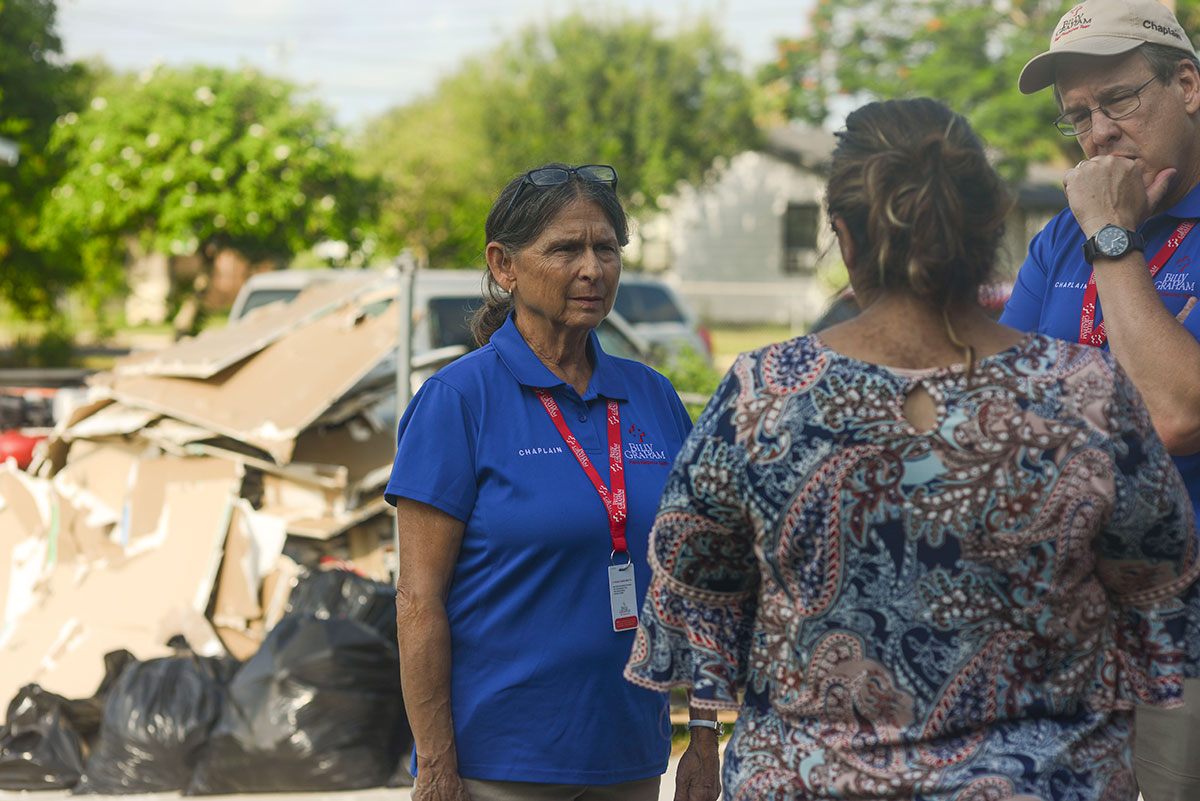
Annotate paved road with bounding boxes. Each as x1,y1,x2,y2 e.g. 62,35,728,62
0,754,694,801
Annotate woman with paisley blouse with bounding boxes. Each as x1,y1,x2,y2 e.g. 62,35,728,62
625,98,1200,800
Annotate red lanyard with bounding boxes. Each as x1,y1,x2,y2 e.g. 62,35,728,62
1080,220,1196,346
534,390,627,554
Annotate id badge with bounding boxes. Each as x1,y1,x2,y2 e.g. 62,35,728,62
608,563,639,631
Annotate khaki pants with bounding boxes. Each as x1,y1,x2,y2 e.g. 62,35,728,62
1134,678,1200,801
460,775,660,801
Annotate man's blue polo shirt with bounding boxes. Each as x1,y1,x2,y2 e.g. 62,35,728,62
384,314,692,784
1001,181,1200,514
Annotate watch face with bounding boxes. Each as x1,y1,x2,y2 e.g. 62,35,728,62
1096,225,1129,257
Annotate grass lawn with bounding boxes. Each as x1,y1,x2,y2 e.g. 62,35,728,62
708,324,797,368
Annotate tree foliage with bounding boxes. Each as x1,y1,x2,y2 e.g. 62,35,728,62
759,0,1086,179
40,65,379,319
358,14,761,268
0,0,88,318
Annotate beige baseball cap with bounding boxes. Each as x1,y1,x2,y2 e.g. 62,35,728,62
1019,0,1197,94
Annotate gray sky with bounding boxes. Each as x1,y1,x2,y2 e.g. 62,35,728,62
56,0,814,128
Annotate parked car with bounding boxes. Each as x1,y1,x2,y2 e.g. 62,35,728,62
228,268,362,322
229,268,654,368
612,274,713,363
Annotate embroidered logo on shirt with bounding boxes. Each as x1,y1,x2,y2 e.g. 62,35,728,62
624,423,668,465
1157,271,1196,294
517,445,565,457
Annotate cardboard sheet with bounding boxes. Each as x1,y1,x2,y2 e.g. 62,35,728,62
110,272,384,379
52,485,122,565
189,441,347,489
0,466,45,540
0,466,50,651
121,454,243,550
1,472,127,652
213,553,297,661
0,459,239,707
259,471,346,522
97,302,400,464
137,416,216,448
52,439,147,527
311,384,392,428
347,520,393,582
61,402,158,441
283,496,391,541
260,555,300,632
292,416,395,488
214,619,265,662
212,502,263,624
38,396,113,477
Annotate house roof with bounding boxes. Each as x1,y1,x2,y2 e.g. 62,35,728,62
764,125,838,171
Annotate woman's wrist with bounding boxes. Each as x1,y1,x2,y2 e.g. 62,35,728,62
415,744,460,774
687,718,723,739
686,701,724,743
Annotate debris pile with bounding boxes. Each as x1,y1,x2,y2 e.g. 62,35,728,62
0,274,413,790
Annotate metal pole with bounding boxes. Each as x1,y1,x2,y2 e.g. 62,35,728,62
392,249,417,583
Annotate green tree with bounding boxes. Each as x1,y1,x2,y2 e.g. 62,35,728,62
760,0,1082,179
356,65,497,271
358,13,761,268
0,0,88,319
40,65,379,331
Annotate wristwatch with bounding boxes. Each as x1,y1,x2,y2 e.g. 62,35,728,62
687,719,726,736
1083,224,1145,264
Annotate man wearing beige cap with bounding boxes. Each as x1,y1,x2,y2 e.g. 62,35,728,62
1001,1,1200,798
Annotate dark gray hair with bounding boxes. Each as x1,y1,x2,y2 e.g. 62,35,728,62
1053,42,1200,107
471,163,628,346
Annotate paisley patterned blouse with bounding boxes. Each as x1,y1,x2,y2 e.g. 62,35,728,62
625,334,1200,801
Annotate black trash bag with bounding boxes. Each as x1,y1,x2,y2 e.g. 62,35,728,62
283,569,413,778
0,684,87,790
72,646,238,794
60,649,139,757
284,567,398,642
185,614,405,794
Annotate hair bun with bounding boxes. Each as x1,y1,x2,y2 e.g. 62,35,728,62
825,98,1011,309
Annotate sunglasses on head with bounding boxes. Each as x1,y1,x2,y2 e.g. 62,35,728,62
496,164,618,230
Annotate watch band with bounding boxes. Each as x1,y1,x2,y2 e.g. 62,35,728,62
687,719,724,735
1082,225,1145,264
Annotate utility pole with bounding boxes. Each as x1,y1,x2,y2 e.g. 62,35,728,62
392,249,417,582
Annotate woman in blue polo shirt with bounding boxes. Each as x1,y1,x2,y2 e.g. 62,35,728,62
384,164,720,801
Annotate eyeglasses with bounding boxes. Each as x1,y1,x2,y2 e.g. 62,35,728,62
1054,75,1160,136
496,164,618,229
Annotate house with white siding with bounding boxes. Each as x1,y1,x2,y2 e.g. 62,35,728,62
631,126,1067,330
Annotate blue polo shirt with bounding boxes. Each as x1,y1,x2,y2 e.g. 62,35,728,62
1001,181,1200,514
384,313,691,784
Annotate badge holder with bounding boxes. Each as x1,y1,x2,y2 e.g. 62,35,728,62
608,550,638,632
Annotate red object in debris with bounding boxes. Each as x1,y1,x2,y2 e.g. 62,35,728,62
0,429,43,470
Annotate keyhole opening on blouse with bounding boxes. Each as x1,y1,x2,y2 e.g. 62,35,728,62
902,384,937,433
